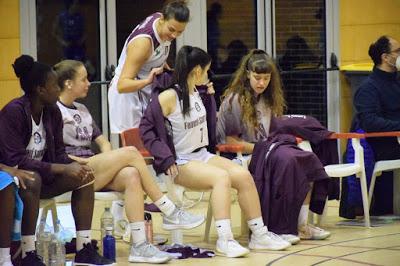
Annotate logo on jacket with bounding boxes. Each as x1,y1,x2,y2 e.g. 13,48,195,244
195,102,201,112
73,114,82,124
33,132,42,144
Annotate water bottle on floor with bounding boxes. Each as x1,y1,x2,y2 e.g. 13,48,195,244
48,233,65,266
101,207,114,241
36,218,52,265
102,228,116,262
48,220,66,266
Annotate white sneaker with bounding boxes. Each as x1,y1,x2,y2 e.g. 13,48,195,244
279,234,301,245
128,242,171,264
216,239,250,258
249,227,291,250
162,208,205,230
298,224,331,240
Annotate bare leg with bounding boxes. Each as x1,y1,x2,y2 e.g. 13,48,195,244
174,160,231,220
303,189,312,205
88,147,163,201
0,185,14,248
104,167,145,222
207,155,262,220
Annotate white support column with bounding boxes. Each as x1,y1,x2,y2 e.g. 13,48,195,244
176,0,207,50
106,0,120,148
19,0,37,58
326,0,340,133
99,0,109,140
259,0,273,55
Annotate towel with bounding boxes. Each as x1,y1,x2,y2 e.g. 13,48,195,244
0,171,24,241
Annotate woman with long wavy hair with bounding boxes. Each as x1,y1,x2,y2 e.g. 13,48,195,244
217,49,331,244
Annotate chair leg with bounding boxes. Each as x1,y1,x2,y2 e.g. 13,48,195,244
204,199,213,243
359,172,371,227
49,200,58,230
368,172,378,206
41,205,49,223
170,230,183,245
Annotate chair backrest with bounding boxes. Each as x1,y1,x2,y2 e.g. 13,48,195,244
120,128,143,148
120,128,151,157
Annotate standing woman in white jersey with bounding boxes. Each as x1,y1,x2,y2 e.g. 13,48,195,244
108,0,189,134
140,46,291,258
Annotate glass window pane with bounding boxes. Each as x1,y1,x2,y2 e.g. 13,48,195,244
275,0,327,126
207,0,257,106
36,0,102,129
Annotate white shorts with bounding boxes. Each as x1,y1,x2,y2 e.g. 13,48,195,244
175,148,215,166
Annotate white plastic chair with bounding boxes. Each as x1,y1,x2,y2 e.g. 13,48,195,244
298,133,371,227
364,131,400,214
39,199,58,229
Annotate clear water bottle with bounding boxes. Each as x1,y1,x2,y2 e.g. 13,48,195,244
100,207,114,242
102,228,116,262
55,219,73,244
36,218,52,265
48,233,65,266
48,220,66,266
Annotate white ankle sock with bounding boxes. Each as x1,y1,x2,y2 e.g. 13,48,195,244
111,200,125,222
215,219,233,240
76,230,91,251
130,221,146,246
0,248,11,260
298,205,309,227
21,235,35,258
247,217,266,237
154,195,176,216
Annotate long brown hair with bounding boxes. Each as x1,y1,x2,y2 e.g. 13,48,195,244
222,49,286,129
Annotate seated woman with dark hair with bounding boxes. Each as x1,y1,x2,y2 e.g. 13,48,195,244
0,55,113,266
140,45,291,258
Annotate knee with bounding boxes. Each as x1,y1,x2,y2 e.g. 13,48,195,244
124,168,142,190
22,172,42,196
213,170,231,189
122,146,142,161
234,169,255,190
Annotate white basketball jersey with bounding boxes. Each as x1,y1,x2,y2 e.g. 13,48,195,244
167,90,209,156
26,114,46,161
108,12,171,133
57,101,98,148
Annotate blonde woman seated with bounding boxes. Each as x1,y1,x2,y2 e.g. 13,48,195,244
54,60,204,264
217,49,331,242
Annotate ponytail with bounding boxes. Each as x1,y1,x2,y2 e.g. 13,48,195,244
173,46,211,116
